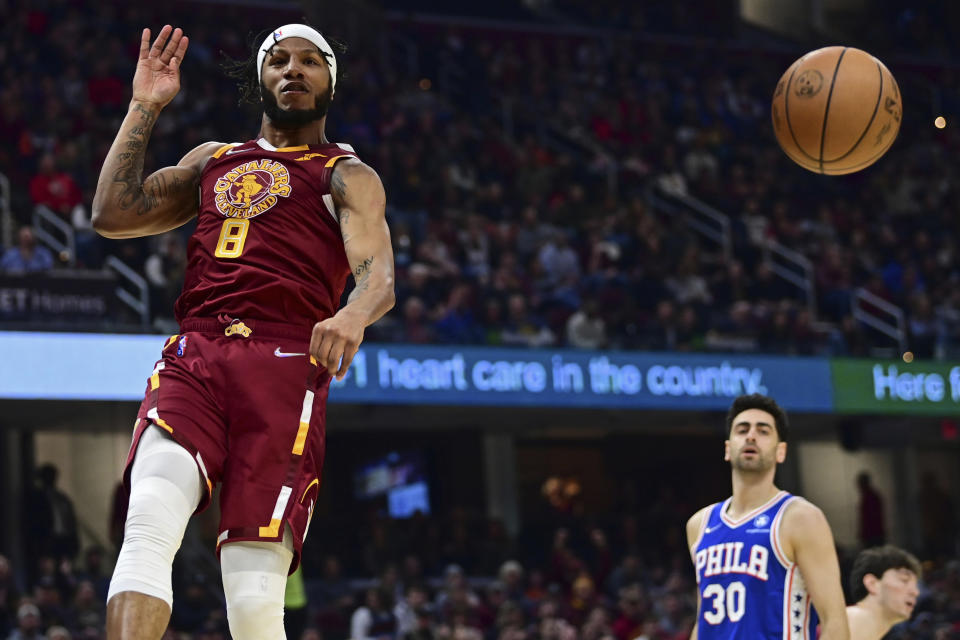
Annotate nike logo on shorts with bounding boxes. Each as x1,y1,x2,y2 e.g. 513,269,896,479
274,348,307,358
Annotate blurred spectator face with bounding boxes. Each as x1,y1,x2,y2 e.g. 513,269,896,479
48,626,71,640
365,587,382,610
17,603,41,632
409,264,430,288
404,297,425,321
572,575,594,600
507,295,526,321
403,554,422,580
537,599,558,621
0,555,9,581
300,629,323,640
38,153,56,175
85,547,104,574
484,299,502,324
75,580,96,606
499,561,523,591
487,582,506,607
618,588,642,619
406,586,427,609
873,568,919,621
322,555,341,578
19,226,37,251
36,580,61,607
447,284,471,310
656,300,674,323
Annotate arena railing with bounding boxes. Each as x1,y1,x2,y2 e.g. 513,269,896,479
851,287,906,355
0,172,11,249
33,204,76,268
650,185,732,261
762,238,816,318
105,255,151,327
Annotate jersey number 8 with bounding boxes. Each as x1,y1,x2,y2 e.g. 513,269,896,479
702,581,746,625
215,219,250,259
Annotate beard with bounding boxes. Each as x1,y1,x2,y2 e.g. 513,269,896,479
731,447,776,473
261,84,333,128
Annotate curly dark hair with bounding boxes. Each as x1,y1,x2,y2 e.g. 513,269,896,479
220,26,347,106
850,545,922,602
725,394,789,442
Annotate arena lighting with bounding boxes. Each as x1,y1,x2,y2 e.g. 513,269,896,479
935,116,946,129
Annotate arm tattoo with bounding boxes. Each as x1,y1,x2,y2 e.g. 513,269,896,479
331,170,347,200
113,103,158,214
339,210,352,245
353,256,375,278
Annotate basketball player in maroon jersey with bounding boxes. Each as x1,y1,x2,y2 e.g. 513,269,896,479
91,24,395,640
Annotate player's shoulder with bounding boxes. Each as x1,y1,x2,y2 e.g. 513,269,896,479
779,496,829,535
330,155,384,198
180,141,235,170
686,503,716,545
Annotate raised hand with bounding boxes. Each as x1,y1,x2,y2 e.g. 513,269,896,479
132,25,189,109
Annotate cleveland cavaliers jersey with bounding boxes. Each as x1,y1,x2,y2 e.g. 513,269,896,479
693,491,818,640
175,138,357,329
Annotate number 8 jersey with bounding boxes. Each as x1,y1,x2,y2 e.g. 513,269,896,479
175,138,358,329
692,491,819,639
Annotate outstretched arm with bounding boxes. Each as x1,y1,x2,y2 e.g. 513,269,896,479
783,500,850,640
92,26,215,238
309,158,396,379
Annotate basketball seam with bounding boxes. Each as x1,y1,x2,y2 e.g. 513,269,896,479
823,60,883,164
823,131,899,174
818,47,848,173
783,62,821,164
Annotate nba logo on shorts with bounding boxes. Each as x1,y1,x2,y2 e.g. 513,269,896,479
177,335,188,357
754,514,770,528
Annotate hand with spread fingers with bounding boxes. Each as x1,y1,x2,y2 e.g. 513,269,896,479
309,310,366,381
132,25,189,109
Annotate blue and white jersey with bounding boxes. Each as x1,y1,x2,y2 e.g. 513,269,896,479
693,491,818,640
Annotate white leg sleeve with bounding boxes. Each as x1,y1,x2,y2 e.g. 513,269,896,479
221,527,294,640
107,426,204,607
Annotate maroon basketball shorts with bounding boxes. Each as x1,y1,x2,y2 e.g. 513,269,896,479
124,318,329,571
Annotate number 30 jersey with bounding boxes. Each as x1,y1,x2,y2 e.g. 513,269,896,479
692,491,818,640
175,138,358,329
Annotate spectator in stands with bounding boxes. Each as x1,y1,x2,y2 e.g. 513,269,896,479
34,465,79,566
69,581,102,634
565,299,606,349
8,602,45,640
857,472,887,548
0,227,55,273
434,284,482,344
29,154,83,221
143,232,187,331
311,556,354,640
501,294,555,348
611,585,647,640
392,296,434,344
44,627,69,640
918,472,957,561
395,584,429,639
350,587,396,640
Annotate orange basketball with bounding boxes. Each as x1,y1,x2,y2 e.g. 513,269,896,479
771,46,902,175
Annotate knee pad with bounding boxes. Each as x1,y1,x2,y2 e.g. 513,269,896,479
221,528,294,640
108,426,204,607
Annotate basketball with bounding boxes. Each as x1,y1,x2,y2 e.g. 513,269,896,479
771,46,902,175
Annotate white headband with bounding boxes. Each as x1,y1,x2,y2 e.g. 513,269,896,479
257,24,337,94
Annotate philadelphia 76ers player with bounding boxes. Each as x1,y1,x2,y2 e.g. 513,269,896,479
686,394,849,640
